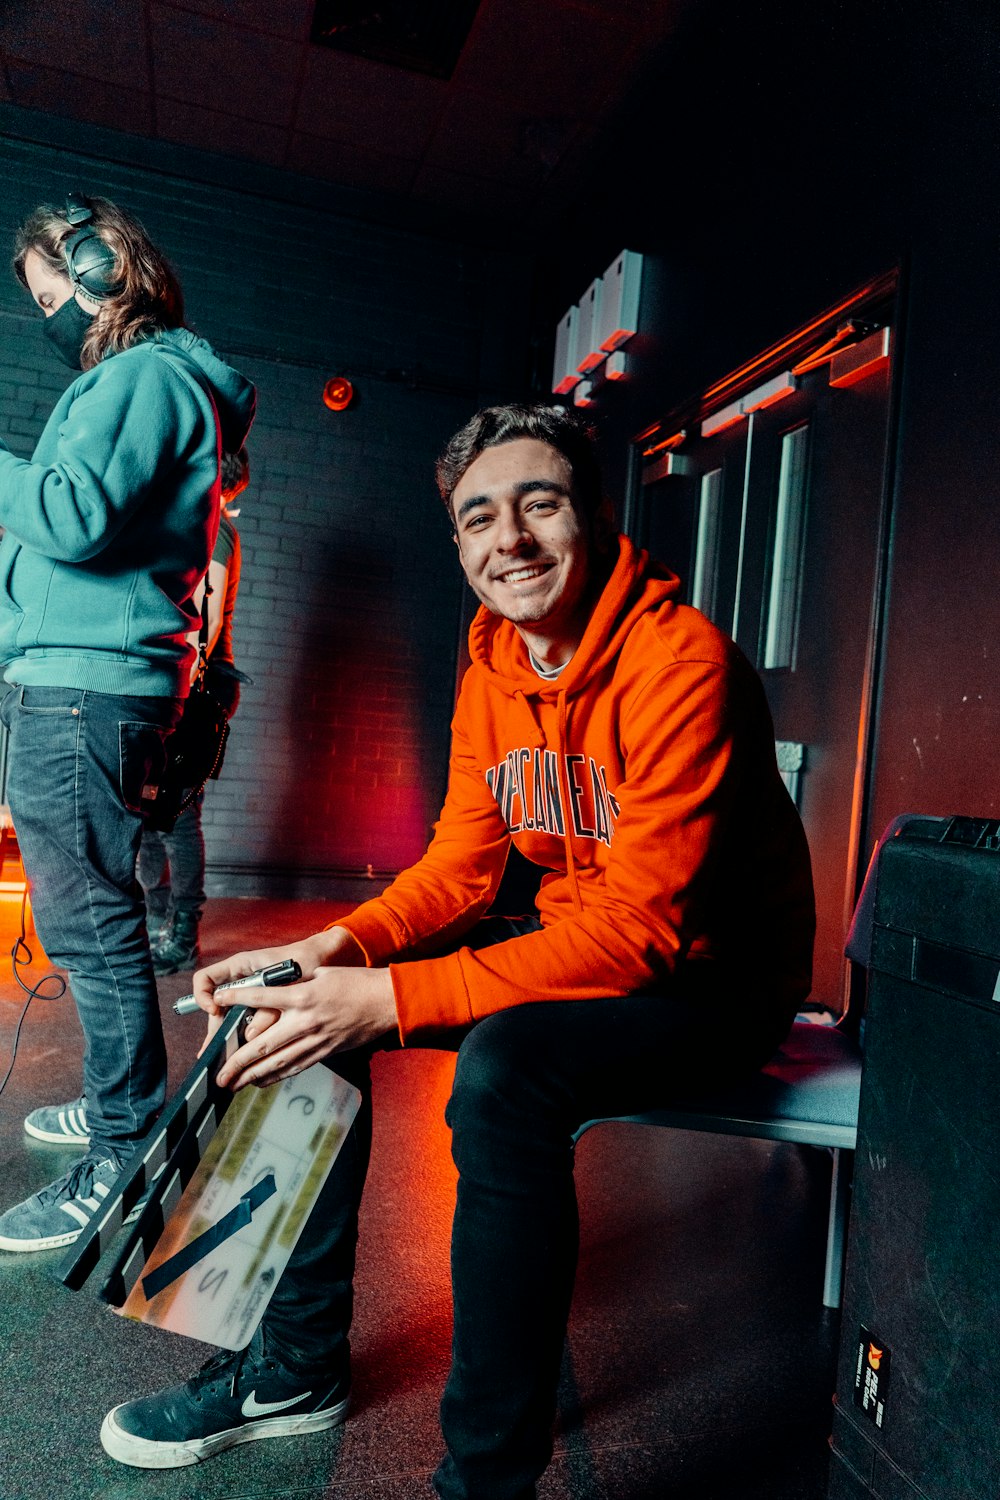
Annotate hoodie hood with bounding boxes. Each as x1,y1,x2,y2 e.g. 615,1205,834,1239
467,534,682,699
154,327,256,453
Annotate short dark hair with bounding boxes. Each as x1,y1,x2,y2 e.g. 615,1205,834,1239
436,403,603,519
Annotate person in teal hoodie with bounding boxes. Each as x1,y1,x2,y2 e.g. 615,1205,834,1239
0,192,255,1252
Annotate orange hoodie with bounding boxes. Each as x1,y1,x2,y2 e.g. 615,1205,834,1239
338,536,815,1044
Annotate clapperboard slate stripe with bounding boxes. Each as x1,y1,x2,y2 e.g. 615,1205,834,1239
102,1089,230,1307
57,1005,248,1292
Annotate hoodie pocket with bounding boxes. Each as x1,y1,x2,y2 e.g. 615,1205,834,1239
0,545,55,651
0,543,23,615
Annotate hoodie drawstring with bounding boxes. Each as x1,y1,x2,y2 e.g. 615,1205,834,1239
557,691,585,914
515,687,584,914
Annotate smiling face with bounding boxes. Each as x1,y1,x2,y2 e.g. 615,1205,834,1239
452,437,597,666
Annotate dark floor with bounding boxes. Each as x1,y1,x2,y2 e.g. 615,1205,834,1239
0,894,838,1500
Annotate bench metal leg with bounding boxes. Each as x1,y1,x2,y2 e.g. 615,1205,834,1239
822,1147,853,1308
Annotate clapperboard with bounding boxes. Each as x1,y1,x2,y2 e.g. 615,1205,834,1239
58,1006,360,1349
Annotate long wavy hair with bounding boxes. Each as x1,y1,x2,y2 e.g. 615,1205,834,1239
13,196,185,370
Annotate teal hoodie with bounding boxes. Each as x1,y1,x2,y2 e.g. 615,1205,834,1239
0,328,255,696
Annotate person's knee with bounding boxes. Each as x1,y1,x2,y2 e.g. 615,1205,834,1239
450,1012,533,1111
447,1010,567,1143
447,1013,576,1194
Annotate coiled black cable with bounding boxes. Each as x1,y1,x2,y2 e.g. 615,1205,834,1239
0,890,66,1102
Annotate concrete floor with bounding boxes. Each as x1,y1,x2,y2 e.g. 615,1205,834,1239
0,893,838,1500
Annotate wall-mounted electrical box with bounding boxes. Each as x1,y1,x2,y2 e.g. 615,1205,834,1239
552,305,582,395
575,279,605,373
597,250,643,353
551,250,644,396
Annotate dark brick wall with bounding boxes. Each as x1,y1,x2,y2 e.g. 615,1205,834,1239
0,127,532,895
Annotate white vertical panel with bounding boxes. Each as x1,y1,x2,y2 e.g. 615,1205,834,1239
552,305,581,394
764,424,810,669
691,467,723,621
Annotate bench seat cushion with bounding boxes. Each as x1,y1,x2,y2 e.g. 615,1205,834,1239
576,1021,862,1149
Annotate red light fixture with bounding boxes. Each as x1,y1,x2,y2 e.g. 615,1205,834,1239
323,376,355,411
829,328,892,388
643,429,687,458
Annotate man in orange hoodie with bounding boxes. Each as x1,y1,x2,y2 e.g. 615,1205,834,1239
102,405,815,1497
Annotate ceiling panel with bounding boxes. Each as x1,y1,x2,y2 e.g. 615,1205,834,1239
4,60,154,137
150,4,302,128
294,45,447,155
0,0,688,230
286,132,422,193
427,87,583,185
0,0,149,90
156,97,289,168
172,0,314,43
571,0,685,20
451,0,635,112
311,0,484,80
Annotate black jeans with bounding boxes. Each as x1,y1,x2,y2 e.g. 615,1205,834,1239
263,920,792,1500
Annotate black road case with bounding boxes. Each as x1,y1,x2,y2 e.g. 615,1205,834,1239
829,816,1000,1500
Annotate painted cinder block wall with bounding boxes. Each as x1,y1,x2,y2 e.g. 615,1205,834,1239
0,124,532,896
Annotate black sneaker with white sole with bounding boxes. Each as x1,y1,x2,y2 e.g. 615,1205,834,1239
100,1327,350,1468
0,1151,139,1252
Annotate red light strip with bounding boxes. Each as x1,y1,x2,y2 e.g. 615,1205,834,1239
642,429,686,457
701,273,895,407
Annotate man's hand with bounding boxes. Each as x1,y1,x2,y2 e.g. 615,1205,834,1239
192,927,398,1089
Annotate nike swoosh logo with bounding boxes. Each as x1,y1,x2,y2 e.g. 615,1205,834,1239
241,1390,311,1418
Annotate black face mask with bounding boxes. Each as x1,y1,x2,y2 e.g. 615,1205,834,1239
43,295,95,369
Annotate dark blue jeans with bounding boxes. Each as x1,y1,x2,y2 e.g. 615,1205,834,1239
138,792,206,922
263,919,793,1500
137,662,240,924
1,685,181,1160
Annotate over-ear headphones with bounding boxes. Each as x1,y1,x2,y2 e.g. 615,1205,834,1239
62,193,121,302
